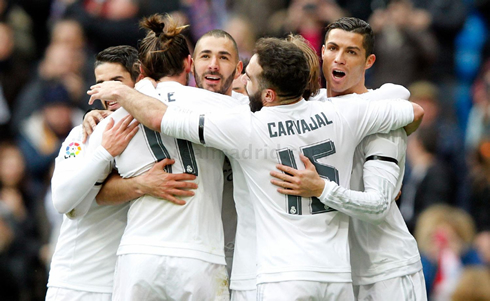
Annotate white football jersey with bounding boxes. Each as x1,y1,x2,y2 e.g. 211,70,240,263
162,95,414,284
49,125,128,293
226,92,258,291
88,80,244,265
348,84,423,285
228,158,257,290
223,91,249,283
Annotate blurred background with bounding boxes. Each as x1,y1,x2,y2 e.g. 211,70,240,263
1,0,490,300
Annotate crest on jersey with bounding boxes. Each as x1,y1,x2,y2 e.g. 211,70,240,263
64,142,82,159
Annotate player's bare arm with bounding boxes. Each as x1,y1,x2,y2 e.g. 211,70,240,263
82,109,112,143
96,158,198,206
88,80,168,132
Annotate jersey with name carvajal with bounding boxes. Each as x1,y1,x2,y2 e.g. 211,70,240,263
49,125,128,293
348,84,422,285
89,80,244,265
161,96,414,284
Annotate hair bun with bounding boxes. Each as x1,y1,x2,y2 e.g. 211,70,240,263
155,23,165,37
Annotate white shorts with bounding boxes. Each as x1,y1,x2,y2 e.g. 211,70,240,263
231,289,256,301
256,281,354,301
112,254,230,301
353,270,427,301
45,287,111,301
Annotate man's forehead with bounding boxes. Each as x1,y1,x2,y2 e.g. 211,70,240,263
95,62,126,72
195,36,236,55
326,29,364,47
95,62,130,80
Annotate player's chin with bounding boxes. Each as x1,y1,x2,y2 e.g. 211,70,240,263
204,85,221,93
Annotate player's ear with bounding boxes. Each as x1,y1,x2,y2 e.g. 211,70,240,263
263,88,276,104
184,55,192,73
190,57,195,75
235,61,243,80
365,54,376,70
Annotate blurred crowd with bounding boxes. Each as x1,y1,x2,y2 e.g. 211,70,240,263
1,0,490,300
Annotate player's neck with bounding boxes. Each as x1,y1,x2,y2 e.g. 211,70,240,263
157,72,188,86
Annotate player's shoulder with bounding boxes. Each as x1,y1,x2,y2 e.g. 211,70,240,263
231,91,249,105
66,124,84,141
59,125,86,160
109,107,131,119
90,108,129,139
135,78,156,92
363,83,410,101
307,88,327,102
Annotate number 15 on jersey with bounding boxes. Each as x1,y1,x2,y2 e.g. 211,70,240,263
277,140,339,215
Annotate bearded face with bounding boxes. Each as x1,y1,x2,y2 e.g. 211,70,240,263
194,67,236,95
247,87,264,112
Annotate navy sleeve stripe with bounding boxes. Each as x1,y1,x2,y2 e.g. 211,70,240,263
365,155,398,165
199,114,205,144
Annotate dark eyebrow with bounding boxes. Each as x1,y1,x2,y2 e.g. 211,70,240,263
199,49,232,57
96,75,124,84
346,46,361,52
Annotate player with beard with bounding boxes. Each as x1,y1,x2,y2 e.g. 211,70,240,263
192,29,255,298
270,17,427,301
88,35,423,299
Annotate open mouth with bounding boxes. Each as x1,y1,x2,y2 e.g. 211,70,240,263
332,70,346,79
204,72,222,83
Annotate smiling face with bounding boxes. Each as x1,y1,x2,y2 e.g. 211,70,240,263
94,62,135,111
322,28,375,97
192,36,242,96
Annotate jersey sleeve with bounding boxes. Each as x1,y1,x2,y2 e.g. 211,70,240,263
318,134,401,224
318,158,399,224
365,83,410,100
161,105,249,151
341,97,414,142
51,122,114,219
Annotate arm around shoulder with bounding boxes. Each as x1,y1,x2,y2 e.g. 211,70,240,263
88,81,167,132
404,102,424,135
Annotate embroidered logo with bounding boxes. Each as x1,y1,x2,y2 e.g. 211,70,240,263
64,142,82,159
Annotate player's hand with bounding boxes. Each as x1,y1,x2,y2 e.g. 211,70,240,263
82,109,112,143
270,154,325,198
101,115,139,157
87,81,126,105
136,159,198,205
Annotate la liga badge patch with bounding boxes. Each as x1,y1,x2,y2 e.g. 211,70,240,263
64,142,82,159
